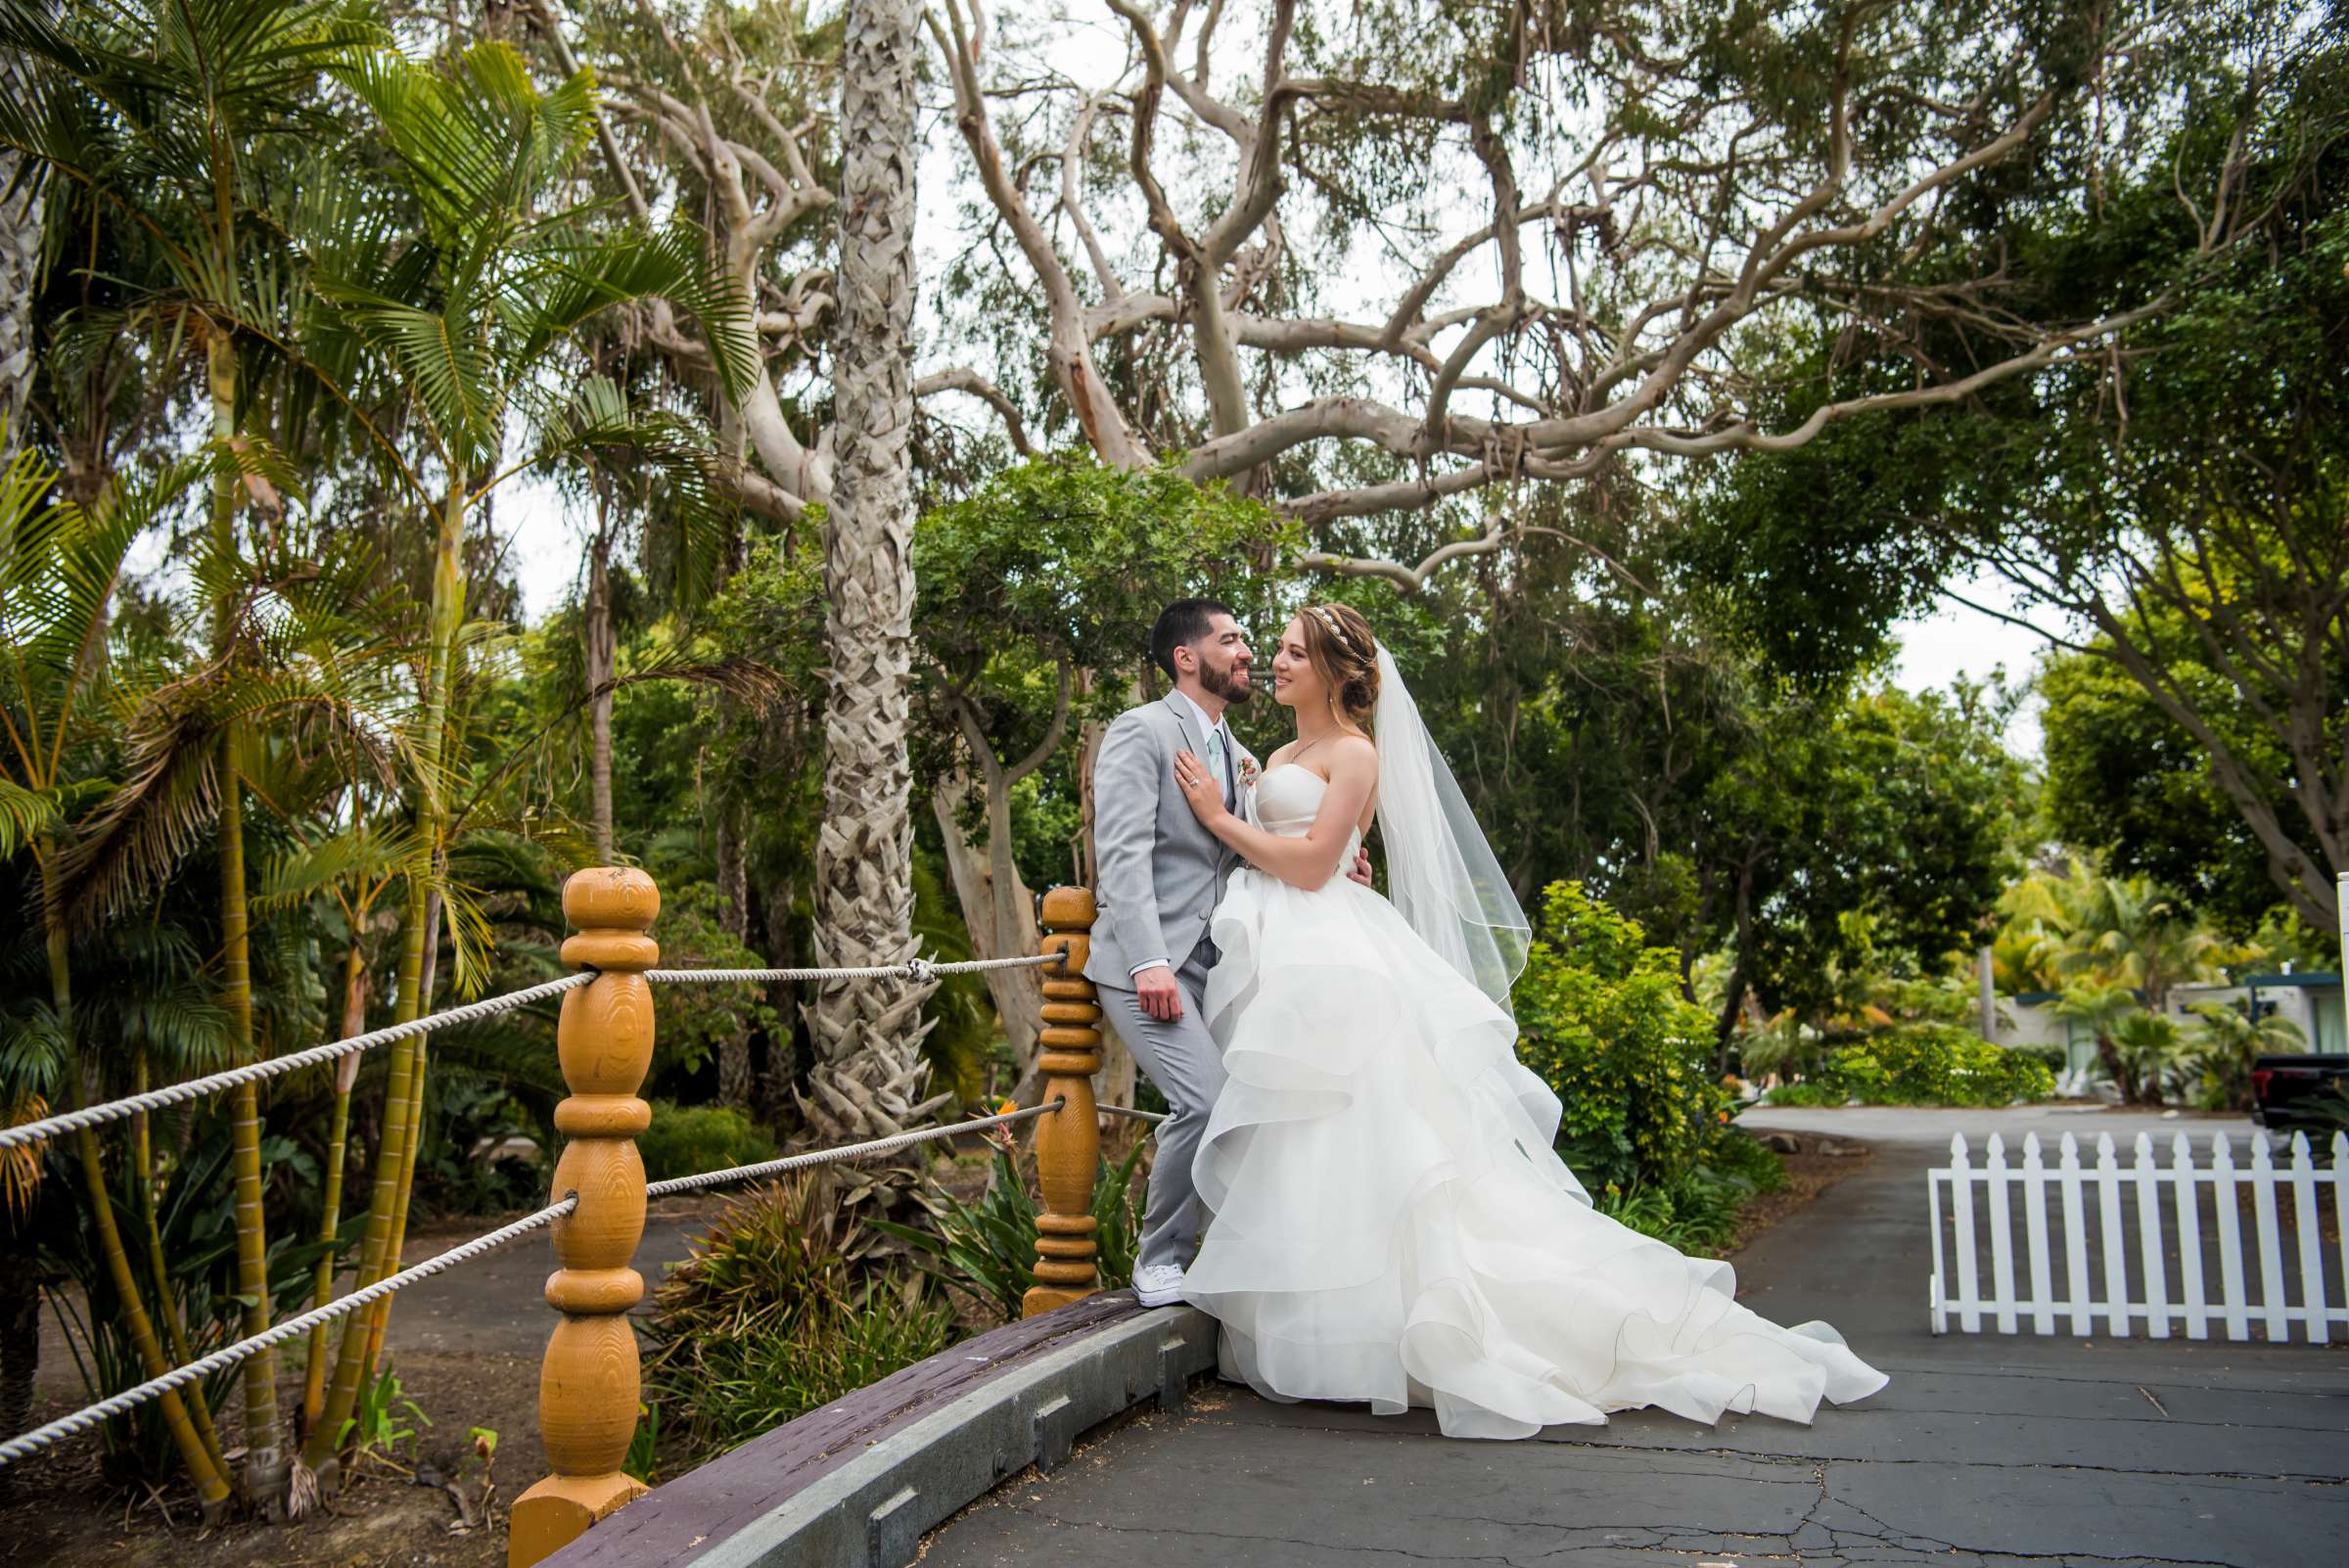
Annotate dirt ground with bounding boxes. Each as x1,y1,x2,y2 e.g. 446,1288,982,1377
3,1133,1863,1566
0,1348,537,1568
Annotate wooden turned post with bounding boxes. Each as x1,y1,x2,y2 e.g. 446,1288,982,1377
1024,887,1103,1316
510,868,659,1568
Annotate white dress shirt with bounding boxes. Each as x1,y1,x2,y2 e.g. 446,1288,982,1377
1131,689,1236,978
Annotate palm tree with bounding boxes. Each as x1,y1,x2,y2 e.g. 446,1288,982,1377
0,445,235,1511
2185,1001,2306,1111
2050,869,2224,1016
0,0,386,1502
297,40,751,1475
804,0,940,1140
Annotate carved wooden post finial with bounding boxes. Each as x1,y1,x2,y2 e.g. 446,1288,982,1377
511,867,660,1568
1025,886,1103,1316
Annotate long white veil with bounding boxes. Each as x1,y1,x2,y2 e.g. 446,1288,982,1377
1370,645,1531,1013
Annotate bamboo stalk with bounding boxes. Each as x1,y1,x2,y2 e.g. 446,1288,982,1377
217,716,288,1509
301,877,429,1474
363,893,438,1373
131,1055,225,1472
299,945,365,1431
306,472,467,1478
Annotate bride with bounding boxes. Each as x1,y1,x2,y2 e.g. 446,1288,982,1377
1164,602,1887,1440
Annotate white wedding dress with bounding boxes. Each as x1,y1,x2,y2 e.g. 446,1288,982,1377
1182,761,1888,1440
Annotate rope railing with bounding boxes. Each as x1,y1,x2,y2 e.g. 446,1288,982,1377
645,1101,1060,1197
0,1196,579,1468
1098,1103,1170,1125
0,972,597,1153
0,1098,1080,1472
1,956,1065,1154
647,951,1062,985
9,868,1115,1567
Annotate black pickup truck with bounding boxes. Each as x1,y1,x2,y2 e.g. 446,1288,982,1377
2251,1055,2349,1135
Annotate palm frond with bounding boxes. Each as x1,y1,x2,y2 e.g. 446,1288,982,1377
51,674,223,926
0,779,62,858
511,226,756,399
253,822,421,914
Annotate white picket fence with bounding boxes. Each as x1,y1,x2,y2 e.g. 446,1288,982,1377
1928,1130,2349,1341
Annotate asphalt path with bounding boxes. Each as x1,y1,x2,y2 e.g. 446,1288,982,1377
921,1104,2349,1568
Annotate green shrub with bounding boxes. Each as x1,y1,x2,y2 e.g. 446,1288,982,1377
640,1175,953,1467
1709,1128,1793,1191
1594,1133,1788,1257
873,1137,1149,1321
636,1101,778,1181
1761,1081,1848,1107
1512,882,1731,1193
1773,1025,2057,1107
2009,1042,2068,1076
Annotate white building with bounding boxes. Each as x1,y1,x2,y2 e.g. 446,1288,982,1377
1998,971,2346,1083
2165,970,2345,1056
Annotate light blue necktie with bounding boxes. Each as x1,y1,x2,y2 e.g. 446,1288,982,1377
1205,725,1234,808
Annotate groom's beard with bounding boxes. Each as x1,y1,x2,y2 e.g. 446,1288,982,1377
1199,662,1252,706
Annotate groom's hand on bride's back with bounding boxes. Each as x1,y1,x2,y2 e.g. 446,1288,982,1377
1347,847,1374,888
1133,963,1184,1022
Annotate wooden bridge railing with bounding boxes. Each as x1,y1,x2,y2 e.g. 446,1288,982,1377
509,874,1107,1568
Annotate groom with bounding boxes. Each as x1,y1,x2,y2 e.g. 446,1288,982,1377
1087,599,1369,1307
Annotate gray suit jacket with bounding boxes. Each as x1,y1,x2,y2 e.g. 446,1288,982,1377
1084,691,1257,990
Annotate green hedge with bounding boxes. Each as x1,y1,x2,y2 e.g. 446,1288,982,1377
1766,1026,2056,1108
636,1101,778,1181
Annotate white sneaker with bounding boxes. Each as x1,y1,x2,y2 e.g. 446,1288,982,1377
1132,1263,1187,1307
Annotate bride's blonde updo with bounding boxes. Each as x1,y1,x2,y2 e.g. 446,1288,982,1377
1299,603,1381,727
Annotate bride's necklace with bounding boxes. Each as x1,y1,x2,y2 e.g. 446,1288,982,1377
1286,721,1357,768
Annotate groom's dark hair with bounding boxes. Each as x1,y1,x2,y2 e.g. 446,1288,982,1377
1151,598,1234,679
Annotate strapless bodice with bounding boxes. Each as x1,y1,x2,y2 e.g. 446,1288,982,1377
1249,762,1359,875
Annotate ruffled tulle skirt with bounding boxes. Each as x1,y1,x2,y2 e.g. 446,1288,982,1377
1183,869,1888,1440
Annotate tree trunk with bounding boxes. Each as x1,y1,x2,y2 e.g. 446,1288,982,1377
364,892,439,1376
300,945,365,1434
762,871,801,1115
930,776,1042,1068
0,77,36,461
132,1055,224,1470
586,518,617,863
41,841,231,1512
308,472,468,1476
715,798,753,1108
207,328,287,1511
219,733,288,1511
803,0,940,1138
1977,945,1997,1040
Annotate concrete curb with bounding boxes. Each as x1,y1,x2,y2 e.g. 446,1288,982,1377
688,1305,1218,1568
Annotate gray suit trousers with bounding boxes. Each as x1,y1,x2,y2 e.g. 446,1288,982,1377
1098,946,1226,1273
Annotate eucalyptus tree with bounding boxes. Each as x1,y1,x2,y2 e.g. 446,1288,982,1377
296,38,753,1474
927,0,2297,584
1680,20,2346,936
548,0,1035,524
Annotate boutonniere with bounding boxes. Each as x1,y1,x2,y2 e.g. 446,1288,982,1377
1236,757,1260,790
